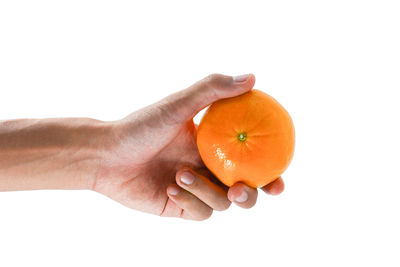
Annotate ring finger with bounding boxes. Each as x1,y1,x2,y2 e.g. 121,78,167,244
167,184,213,221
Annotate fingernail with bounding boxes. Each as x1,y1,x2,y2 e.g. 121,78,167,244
168,186,180,196
235,191,248,203
181,172,195,185
233,74,250,83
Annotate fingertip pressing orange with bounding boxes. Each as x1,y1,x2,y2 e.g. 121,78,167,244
196,89,295,188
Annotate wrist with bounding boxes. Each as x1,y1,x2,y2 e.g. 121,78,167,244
71,118,117,191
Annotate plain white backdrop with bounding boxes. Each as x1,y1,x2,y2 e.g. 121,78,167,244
1,0,399,266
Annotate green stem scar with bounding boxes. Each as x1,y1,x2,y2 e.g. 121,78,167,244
237,132,247,142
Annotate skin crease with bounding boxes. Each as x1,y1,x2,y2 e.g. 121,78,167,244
93,73,285,220
0,73,285,221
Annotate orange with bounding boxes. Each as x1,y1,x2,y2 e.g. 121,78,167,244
196,89,295,188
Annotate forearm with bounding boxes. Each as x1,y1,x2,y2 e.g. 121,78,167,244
0,118,112,191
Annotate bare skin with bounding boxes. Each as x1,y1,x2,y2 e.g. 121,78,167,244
0,73,284,220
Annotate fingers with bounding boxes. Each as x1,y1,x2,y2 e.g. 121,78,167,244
167,184,213,221
160,73,256,123
167,169,284,220
175,168,231,211
227,182,258,209
227,177,284,209
261,177,285,195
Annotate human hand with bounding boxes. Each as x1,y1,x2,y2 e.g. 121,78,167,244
94,74,285,220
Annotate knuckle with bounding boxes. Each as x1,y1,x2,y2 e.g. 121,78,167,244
215,200,232,211
192,73,231,101
201,73,226,89
198,209,213,221
242,201,256,209
204,73,223,84
179,198,190,209
200,73,232,94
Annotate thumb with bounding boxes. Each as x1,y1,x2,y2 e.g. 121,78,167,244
160,73,255,123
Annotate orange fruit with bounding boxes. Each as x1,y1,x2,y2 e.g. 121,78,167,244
196,89,295,188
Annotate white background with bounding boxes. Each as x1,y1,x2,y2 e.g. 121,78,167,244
1,0,399,266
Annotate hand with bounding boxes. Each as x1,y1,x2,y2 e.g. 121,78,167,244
94,74,285,220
